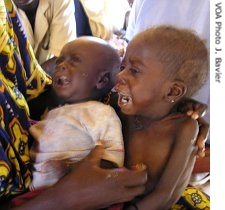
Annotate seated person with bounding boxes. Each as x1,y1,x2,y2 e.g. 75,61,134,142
13,0,77,75
79,0,131,40
114,25,210,209
28,36,124,191
0,0,209,209
74,0,92,36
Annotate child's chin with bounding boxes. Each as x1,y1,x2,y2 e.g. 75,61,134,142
120,107,134,115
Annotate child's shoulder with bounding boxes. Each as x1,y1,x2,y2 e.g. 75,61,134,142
158,113,198,141
171,113,198,129
163,113,197,126
162,113,198,129
168,113,199,143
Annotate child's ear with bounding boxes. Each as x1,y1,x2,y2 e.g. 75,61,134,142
96,72,110,89
165,81,187,103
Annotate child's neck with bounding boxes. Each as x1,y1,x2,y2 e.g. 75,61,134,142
132,105,181,130
54,95,104,108
132,115,160,130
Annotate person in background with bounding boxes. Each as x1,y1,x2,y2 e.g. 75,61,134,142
79,0,131,40
74,0,131,58
125,0,210,187
74,0,92,37
13,0,77,75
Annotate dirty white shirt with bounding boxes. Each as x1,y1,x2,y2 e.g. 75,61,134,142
29,101,124,190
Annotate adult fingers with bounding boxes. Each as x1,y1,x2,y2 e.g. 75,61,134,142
108,166,148,187
196,118,210,158
85,144,105,165
187,102,208,120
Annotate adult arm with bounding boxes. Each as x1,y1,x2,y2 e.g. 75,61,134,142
9,145,147,210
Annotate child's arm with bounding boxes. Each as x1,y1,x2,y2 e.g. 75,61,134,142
131,118,199,210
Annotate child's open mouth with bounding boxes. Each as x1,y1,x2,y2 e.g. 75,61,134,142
54,76,70,86
117,93,132,107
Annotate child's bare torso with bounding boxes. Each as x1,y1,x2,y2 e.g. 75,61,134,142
124,113,196,193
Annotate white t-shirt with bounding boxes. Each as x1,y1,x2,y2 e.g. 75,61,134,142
126,0,209,47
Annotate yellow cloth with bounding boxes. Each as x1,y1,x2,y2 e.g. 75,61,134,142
171,187,210,210
0,0,51,198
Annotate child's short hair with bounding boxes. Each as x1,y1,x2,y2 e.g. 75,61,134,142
135,25,209,97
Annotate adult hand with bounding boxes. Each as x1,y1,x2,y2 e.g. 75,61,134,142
57,145,147,209
176,98,209,158
185,102,209,158
194,117,209,158
12,145,147,210
177,98,208,120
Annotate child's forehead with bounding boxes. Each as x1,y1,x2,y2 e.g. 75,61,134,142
64,40,95,51
126,39,159,60
61,41,106,57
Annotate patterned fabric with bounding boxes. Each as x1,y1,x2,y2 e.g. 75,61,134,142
171,187,210,210
0,1,210,208
0,0,51,199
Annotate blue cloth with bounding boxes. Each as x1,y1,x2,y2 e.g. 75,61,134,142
74,0,92,36
0,0,51,199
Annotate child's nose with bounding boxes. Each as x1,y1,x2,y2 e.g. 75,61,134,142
116,72,126,85
56,62,67,71
116,69,127,81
